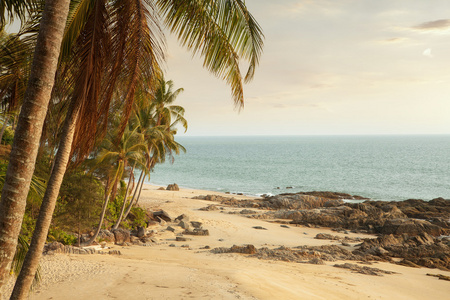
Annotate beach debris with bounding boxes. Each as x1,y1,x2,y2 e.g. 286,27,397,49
333,263,398,276
166,183,180,191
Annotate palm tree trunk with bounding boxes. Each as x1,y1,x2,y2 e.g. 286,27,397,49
112,163,135,229
0,0,70,292
10,100,81,299
86,181,114,246
122,168,145,221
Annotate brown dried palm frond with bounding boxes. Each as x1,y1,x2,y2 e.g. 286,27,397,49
52,0,164,165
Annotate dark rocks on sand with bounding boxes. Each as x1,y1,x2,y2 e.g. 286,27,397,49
252,226,268,230
152,210,172,222
184,229,210,236
112,228,131,245
334,263,398,276
166,183,179,191
199,205,219,211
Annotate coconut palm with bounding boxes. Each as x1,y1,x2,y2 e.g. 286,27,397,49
118,77,187,225
2,1,263,297
86,121,147,244
0,0,71,294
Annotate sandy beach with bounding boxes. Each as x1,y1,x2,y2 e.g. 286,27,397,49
11,184,449,299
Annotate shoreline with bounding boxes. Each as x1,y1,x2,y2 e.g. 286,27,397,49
8,184,449,300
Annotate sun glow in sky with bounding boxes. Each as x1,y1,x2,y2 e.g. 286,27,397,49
165,0,450,136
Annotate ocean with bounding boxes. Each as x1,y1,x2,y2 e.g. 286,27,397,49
149,135,450,201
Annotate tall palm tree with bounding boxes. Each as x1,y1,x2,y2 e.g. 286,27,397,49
3,1,263,297
86,123,147,244
0,0,71,294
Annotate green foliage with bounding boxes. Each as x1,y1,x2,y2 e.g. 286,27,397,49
127,206,147,228
53,171,104,235
20,211,36,242
47,228,77,245
1,126,14,145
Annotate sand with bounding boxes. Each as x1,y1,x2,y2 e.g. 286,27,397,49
9,185,450,299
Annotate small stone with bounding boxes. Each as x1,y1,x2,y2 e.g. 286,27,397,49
281,225,290,228
252,226,268,230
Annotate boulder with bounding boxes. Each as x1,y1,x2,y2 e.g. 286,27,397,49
175,214,190,222
166,183,179,191
153,210,172,222
97,229,115,243
379,219,446,236
137,226,146,238
112,228,131,245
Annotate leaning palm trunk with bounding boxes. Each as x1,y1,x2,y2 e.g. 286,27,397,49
112,164,136,229
86,191,112,246
122,157,150,222
87,175,120,246
10,101,81,300
0,0,71,292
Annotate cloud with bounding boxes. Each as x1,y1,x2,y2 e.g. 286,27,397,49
423,48,433,58
412,19,450,31
380,37,408,44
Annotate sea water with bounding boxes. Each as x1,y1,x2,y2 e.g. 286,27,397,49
149,135,450,201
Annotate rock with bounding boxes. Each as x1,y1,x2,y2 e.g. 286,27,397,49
309,258,325,265
199,205,219,211
137,226,146,238
281,225,290,228
112,229,131,245
157,187,165,190
153,210,172,222
166,183,179,191
190,221,203,229
166,226,176,232
315,233,340,240
97,230,115,243
334,263,398,276
184,229,209,236
426,273,450,281
175,214,190,222
252,226,267,230
178,221,190,230
176,236,192,242
230,245,257,254
379,219,445,237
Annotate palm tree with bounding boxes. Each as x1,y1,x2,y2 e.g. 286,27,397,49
0,0,71,294
123,76,187,220
86,122,147,244
3,1,263,297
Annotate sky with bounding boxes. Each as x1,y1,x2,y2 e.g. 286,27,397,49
5,1,450,136
163,0,450,136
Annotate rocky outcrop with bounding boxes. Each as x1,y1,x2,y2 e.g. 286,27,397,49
166,183,179,191
111,228,131,245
